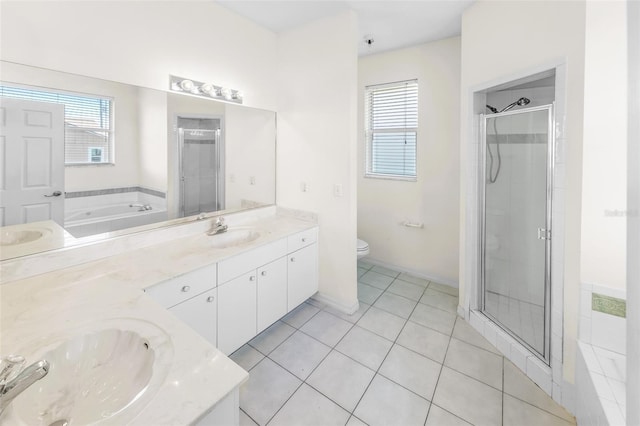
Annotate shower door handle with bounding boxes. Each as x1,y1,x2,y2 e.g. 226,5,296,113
537,228,551,240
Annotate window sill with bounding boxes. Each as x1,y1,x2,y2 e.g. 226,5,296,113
364,173,417,182
65,163,116,168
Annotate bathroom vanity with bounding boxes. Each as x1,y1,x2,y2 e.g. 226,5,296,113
0,207,318,425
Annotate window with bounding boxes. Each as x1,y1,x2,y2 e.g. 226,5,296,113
0,84,113,165
365,79,418,180
88,147,104,163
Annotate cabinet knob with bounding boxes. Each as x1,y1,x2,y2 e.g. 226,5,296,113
206,296,215,303
181,285,191,292
290,257,296,262
261,271,267,276
249,276,256,281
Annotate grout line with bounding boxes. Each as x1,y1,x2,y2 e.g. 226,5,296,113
240,407,260,426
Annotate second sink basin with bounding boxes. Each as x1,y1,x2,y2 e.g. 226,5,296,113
0,229,49,246
208,228,261,249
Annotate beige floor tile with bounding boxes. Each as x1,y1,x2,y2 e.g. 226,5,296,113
503,394,574,426
281,302,320,329
357,306,406,341
269,384,350,426
379,345,442,400
300,310,353,346
444,338,504,390
230,344,265,371
504,359,575,422
396,320,450,363
409,303,456,335
451,316,501,354
248,321,296,355
239,358,301,425
240,409,258,426
269,331,331,380
387,279,425,301
359,270,395,290
307,350,375,412
336,326,393,370
373,292,417,319
354,374,430,426
425,405,471,426
420,287,458,313
432,367,502,426
358,282,383,305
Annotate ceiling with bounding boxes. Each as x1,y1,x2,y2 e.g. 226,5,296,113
216,0,475,56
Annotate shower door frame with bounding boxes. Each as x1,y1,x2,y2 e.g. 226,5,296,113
479,103,555,364
175,114,226,218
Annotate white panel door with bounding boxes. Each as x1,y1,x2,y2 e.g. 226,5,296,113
217,270,257,355
287,243,319,311
0,98,65,226
257,256,287,333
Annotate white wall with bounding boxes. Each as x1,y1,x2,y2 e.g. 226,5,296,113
460,0,587,383
0,1,278,111
580,1,627,290
276,11,359,311
225,104,276,209
358,37,461,285
137,87,168,192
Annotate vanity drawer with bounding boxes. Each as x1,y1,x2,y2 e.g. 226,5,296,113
287,227,318,253
145,263,217,309
218,238,287,284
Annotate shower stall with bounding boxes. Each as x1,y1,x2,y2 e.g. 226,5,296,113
176,117,224,217
480,103,554,362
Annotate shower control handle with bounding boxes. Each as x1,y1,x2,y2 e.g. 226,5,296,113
537,228,551,240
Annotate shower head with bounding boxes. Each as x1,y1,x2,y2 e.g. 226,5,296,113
486,104,499,114
500,97,531,113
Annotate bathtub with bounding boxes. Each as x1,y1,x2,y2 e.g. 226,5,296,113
65,203,168,238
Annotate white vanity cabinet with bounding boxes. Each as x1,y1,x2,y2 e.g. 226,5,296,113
287,228,319,311
256,256,288,333
144,263,218,347
217,271,258,355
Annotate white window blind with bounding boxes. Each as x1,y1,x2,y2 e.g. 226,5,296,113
0,84,113,165
365,80,418,180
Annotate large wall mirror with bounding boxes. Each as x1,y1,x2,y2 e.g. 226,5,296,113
0,61,276,260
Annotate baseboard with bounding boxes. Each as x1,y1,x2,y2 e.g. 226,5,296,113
361,257,459,288
311,292,360,315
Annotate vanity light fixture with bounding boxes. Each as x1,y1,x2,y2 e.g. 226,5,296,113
169,75,243,104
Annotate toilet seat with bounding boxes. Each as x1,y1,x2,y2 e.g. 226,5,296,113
357,239,369,252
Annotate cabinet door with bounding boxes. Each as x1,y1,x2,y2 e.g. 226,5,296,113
169,288,217,347
257,256,288,333
217,271,257,355
287,243,319,311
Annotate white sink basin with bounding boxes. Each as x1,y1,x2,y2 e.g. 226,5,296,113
209,228,261,249
11,326,171,426
0,229,49,246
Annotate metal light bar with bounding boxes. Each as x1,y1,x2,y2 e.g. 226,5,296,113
169,75,243,104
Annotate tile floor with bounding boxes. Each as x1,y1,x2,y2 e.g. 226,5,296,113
231,261,576,426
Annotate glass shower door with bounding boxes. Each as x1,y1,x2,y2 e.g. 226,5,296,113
481,105,553,361
179,128,221,217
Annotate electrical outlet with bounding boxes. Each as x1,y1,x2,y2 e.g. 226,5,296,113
249,176,256,185
301,182,309,192
333,184,343,197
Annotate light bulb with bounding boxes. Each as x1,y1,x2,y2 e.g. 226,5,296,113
179,79,195,92
200,83,215,96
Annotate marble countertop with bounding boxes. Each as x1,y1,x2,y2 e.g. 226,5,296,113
0,211,318,425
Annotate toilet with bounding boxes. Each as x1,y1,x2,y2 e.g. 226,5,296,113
357,239,370,259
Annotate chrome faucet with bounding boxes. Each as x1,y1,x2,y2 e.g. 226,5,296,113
130,203,152,211
0,355,49,415
207,217,228,235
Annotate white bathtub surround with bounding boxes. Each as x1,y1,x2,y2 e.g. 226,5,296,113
575,283,627,425
64,190,167,238
0,208,318,424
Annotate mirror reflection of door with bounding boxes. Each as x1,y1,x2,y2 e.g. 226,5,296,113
177,117,224,217
0,98,65,226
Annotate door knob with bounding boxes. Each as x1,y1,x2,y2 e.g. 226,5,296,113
44,191,62,197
